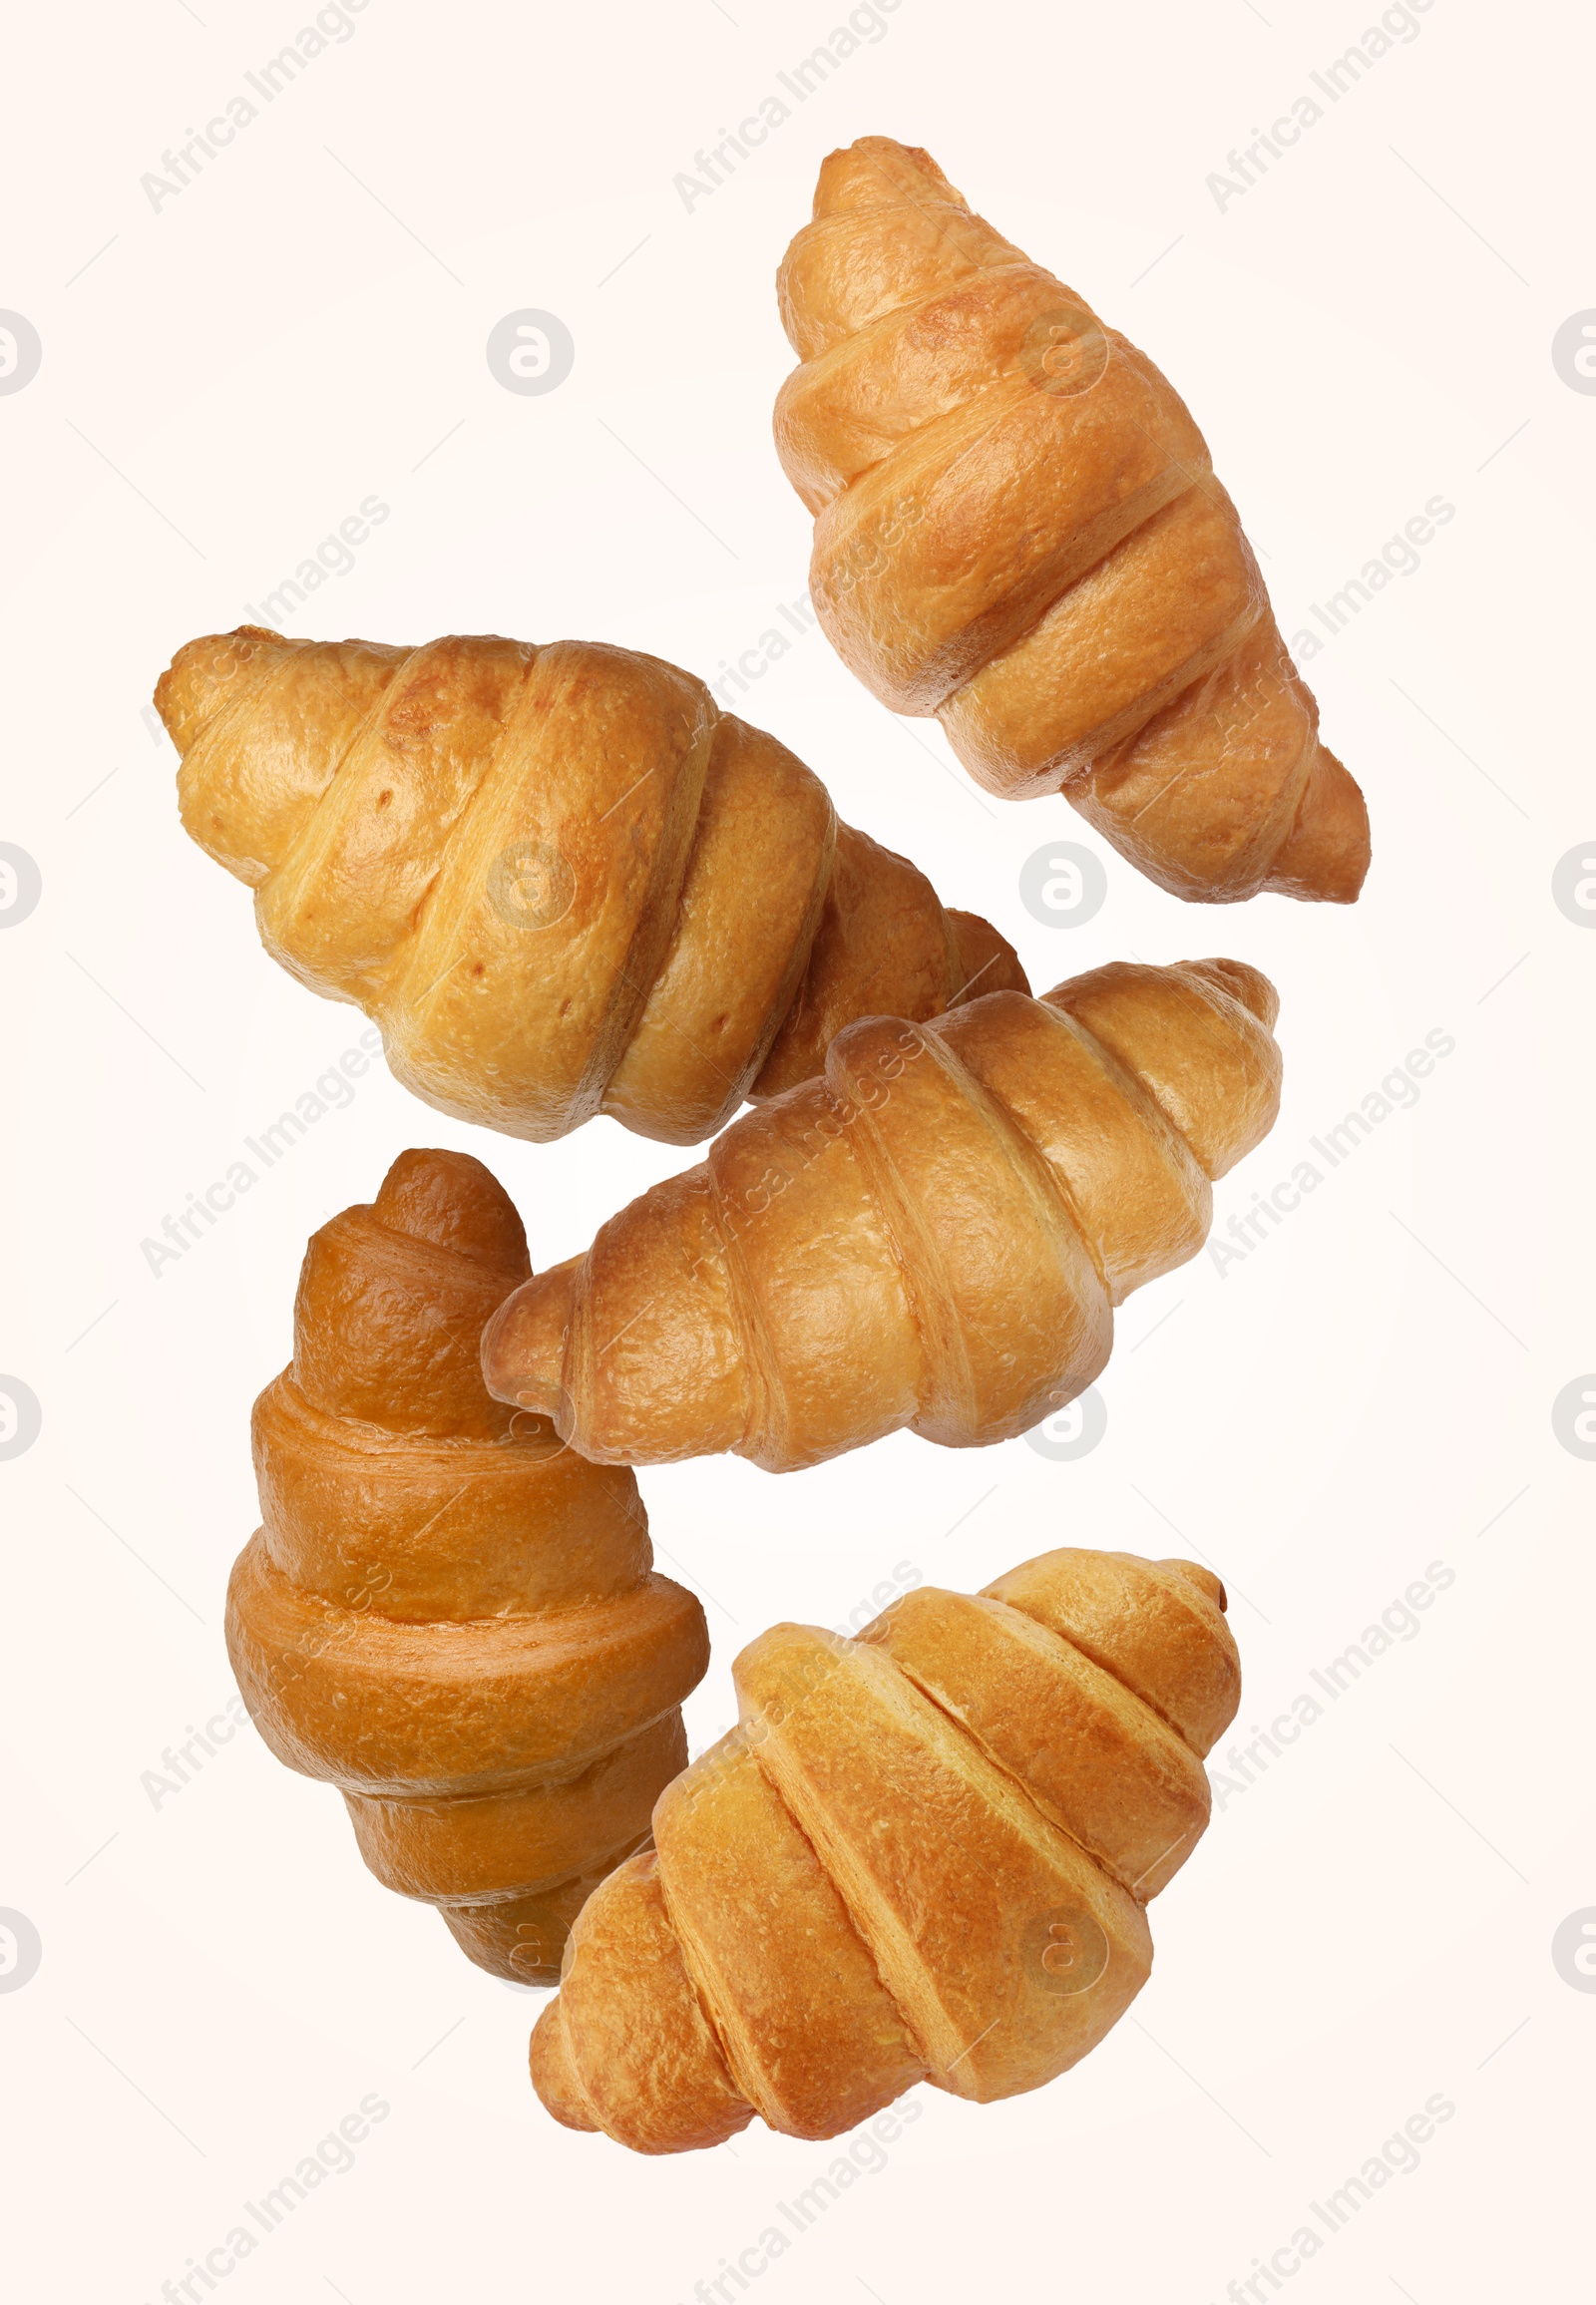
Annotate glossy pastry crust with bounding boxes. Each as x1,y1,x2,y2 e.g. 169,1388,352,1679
225,1147,709,1982
531,1548,1240,2151
775,138,1371,904
158,626,1025,1144
483,958,1283,1470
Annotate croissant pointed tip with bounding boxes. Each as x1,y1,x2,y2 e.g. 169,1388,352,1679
156,625,278,756
810,135,964,220
948,908,1029,1003
372,1147,529,1273
481,1269,573,1421
1183,958,1280,1032
479,1291,520,1402
1158,1558,1229,1613
530,1999,598,2131
1265,747,1372,905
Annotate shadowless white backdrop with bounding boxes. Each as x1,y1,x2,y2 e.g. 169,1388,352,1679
2,1,1591,2300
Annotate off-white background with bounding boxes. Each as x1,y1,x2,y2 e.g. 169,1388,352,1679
2,1,1590,2298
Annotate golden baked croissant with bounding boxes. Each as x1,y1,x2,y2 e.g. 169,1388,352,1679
156,625,1026,1145
531,1544,1240,2151
483,957,1281,1471
225,1147,709,1982
774,137,1371,906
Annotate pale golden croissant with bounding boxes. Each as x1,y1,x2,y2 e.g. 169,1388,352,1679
483,957,1281,1471
531,1545,1240,2152
155,625,1026,1145
225,1147,709,1982
774,137,1371,906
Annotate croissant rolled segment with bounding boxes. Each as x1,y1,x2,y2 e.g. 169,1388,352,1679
225,1147,709,1983
482,957,1283,1472
774,136,1371,904
156,626,1027,1145
530,1546,1241,2152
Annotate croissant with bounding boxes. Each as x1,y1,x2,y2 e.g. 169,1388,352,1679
774,137,1371,906
156,624,1026,1145
483,957,1281,1471
224,1147,709,1982
531,1544,1239,2151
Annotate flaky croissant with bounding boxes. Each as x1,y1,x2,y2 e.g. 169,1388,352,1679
225,1148,708,1982
156,625,1025,1145
531,1545,1240,2151
774,137,1371,905
482,958,1281,1471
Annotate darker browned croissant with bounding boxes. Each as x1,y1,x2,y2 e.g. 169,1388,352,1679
532,1545,1240,2151
225,1148,708,1981
775,137,1371,905
157,625,1025,1145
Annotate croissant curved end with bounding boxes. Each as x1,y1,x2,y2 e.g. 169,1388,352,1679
1158,1557,1228,1612
482,1265,574,1419
1181,957,1280,1031
1264,747,1372,905
530,1999,598,2131
154,624,275,755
